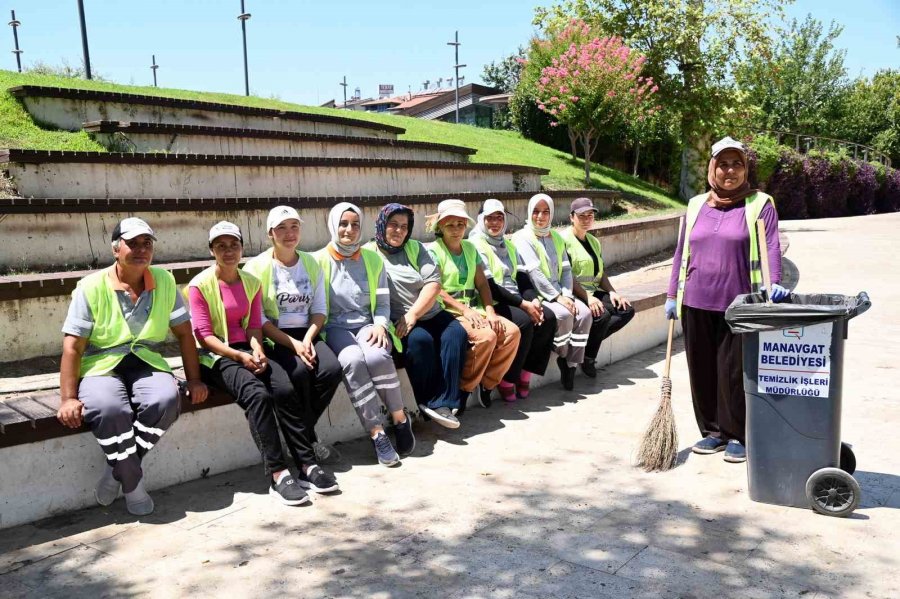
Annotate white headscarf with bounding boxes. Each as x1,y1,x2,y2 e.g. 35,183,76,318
469,198,507,249
527,193,554,237
328,202,363,257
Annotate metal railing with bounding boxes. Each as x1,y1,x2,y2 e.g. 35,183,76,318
738,127,891,168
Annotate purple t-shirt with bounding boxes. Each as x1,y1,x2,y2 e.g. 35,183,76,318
667,200,781,313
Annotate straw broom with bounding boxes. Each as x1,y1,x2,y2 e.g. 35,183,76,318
636,318,678,472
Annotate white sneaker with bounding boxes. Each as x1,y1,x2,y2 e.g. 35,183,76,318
420,405,460,429
94,465,120,507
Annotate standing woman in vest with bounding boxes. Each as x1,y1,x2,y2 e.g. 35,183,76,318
368,203,468,429
427,199,521,411
665,137,787,463
317,203,414,466
58,218,208,516
513,193,592,390
189,221,331,506
469,199,556,404
243,206,344,468
561,197,635,377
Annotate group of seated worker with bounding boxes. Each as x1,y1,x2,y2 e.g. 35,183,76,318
55,194,634,513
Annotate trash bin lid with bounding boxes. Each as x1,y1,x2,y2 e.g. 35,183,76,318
725,292,871,333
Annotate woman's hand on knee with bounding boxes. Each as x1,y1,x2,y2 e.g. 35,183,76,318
292,338,316,369
463,307,486,329
57,397,84,428
588,295,605,318
609,291,631,310
367,324,390,349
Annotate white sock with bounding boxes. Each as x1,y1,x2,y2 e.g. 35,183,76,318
371,431,383,440
274,470,290,485
568,361,579,368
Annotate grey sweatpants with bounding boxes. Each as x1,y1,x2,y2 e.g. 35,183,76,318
78,354,181,493
325,324,404,432
543,298,592,366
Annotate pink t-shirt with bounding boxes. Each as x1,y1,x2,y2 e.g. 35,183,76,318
189,281,262,345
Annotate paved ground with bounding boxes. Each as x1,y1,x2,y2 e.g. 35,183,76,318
1,213,898,599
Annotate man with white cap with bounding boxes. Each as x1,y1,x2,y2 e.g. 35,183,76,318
58,217,208,516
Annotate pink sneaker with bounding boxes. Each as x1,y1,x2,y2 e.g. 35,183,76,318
498,381,517,402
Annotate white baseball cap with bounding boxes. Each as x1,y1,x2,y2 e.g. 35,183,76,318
711,136,747,158
208,221,243,243
112,217,156,241
481,198,506,216
266,205,304,231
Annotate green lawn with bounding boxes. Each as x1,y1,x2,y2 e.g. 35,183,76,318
0,69,682,209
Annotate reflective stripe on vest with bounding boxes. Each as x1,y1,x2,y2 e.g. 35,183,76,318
675,191,775,318
79,266,176,377
428,238,480,308
243,247,321,322
560,227,604,292
187,266,262,368
314,247,402,352
513,228,567,282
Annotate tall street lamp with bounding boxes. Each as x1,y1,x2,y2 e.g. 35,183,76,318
8,10,22,73
76,0,92,79
446,31,465,124
237,1,251,96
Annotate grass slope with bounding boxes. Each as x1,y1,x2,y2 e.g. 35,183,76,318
0,70,681,211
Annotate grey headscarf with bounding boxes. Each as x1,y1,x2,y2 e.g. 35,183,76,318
527,193,554,237
328,202,363,257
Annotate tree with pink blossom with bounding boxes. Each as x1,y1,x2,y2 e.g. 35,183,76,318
536,19,660,186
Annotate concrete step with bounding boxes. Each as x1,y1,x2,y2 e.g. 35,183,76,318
0,189,617,271
83,121,475,162
3,200,676,364
0,149,546,200
0,265,672,530
9,85,403,140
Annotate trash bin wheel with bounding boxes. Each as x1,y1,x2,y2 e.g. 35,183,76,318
840,442,856,475
806,467,860,517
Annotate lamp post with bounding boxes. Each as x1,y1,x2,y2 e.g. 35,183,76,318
76,0,92,79
8,10,22,73
446,30,466,124
150,54,158,87
339,75,348,107
237,1,251,96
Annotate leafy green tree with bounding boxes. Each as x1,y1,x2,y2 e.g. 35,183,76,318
482,48,526,93
735,15,848,136
836,70,900,164
534,0,788,199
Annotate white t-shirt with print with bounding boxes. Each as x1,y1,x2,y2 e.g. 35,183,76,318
272,259,326,329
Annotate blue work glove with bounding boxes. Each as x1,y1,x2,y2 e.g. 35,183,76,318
768,284,790,303
664,298,678,320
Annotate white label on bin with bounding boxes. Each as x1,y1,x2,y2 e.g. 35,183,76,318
757,322,832,398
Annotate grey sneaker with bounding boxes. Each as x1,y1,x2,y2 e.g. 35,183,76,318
372,431,400,467
94,466,120,507
419,404,461,429
313,441,342,465
124,480,155,516
269,474,311,506
298,465,339,494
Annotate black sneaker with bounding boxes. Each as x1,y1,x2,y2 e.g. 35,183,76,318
478,385,493,408
372,431,400,467
581,359,597,378
558,356,575,390
394,416,416,457
269,474,311,506
298,464,339,494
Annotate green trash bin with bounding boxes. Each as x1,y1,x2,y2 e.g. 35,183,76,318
725,292,871,517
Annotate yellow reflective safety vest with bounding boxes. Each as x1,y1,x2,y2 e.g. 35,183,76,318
513,228,567,282
187,266,262,368
242,247,322,322
560,227,604,293
428,238,480,313
362,239,422,267
470,236,518,286
676,191,775,318
78,266,176,377
314,247,401,352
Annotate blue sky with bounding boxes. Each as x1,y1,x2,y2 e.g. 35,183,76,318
2,1,897,106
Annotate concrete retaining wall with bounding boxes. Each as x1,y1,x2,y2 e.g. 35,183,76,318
594,213,681,267
18,96,397,140
4,161,541,200
94,132,469,162
0,294,675,530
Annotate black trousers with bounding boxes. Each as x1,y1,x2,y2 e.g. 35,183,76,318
584,290,636,361
269,327,343,444
681,305,745,444
494,303,557,380
202,342,316,475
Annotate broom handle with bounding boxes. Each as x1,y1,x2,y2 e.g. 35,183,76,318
663,318,675,378
756,219,773,305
